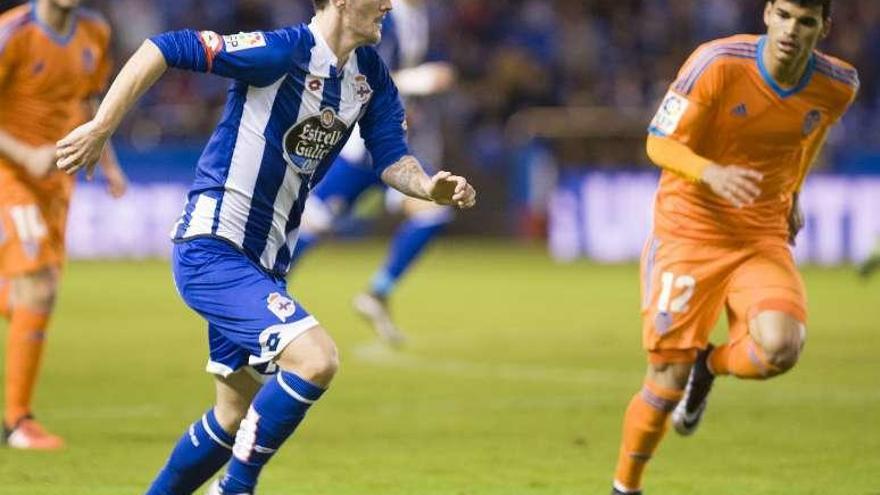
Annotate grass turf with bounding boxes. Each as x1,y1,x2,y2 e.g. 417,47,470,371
0,241,878,494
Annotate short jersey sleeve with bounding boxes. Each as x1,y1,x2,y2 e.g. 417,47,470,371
355,48,410,175
150,28,295,87
830,69,859,124
648,44,726,147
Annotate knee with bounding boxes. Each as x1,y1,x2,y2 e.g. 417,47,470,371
300,343,340,384
276,331,340,387
752,311,806,374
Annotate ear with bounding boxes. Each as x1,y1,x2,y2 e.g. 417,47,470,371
763,1,773,28
820,18,832,40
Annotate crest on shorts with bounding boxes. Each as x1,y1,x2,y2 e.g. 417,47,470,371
802,109,822,136
654,311,672,335
267,292,296,322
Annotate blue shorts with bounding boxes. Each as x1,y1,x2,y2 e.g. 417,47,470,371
172,237,319,378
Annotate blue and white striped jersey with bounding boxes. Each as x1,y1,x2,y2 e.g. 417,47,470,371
151,21,409,276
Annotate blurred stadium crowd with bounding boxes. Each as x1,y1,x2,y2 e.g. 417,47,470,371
3,0,877,172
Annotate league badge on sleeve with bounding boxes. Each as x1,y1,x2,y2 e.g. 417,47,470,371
267,292,296,322
222,32,267,53
650,91,690,136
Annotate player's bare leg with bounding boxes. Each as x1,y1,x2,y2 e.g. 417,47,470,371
2,267,63,450
212,326,338,494
213,370,262,437
674,310,805,436
612,361,691,494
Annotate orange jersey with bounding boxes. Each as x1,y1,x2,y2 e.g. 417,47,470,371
0,3,112,189
648,34,858,242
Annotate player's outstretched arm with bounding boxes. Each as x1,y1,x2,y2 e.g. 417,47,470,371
647,134,762,208
380,155,476,209
56,41,168,178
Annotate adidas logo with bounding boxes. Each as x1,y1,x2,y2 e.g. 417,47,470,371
731,103,748,117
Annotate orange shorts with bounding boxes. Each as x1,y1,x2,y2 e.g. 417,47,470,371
0,173,73,277
640,236,807,364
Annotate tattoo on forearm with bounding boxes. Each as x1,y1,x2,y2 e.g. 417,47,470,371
381,156,430,200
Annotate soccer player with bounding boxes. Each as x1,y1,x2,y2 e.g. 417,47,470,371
56,0,476,493
292,0,457,345
611,1,857,493
0,0,127,450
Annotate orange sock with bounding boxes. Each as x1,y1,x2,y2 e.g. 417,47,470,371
4,307,51,426
708,337,779,379
0,279,9,320
613,380,684,493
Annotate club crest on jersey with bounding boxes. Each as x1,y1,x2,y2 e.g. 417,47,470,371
267,292,296,322
354,75,373,103
283,108,348,174
802,109,822,136
199,31,224,57
222,32,266,53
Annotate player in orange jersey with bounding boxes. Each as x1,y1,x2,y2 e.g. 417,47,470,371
0,0,127,450
610,1,858,493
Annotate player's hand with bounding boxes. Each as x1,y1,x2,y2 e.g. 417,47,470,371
56,120,111,180
787,191,804,246
22,145,58,179
426,171,476,209
701,163,763,208
103,163,129,199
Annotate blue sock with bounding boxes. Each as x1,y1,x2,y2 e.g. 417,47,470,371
371,214,450,298
220,371,325,493
146,408,236,495
289,232,319,269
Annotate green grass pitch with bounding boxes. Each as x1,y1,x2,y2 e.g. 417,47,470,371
1,242,878,494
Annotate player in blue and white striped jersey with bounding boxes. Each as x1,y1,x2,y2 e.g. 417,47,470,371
56,1,476,493
291,0,457,346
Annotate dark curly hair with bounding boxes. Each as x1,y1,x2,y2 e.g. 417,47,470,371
313,0,330,10
768,0,831,20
